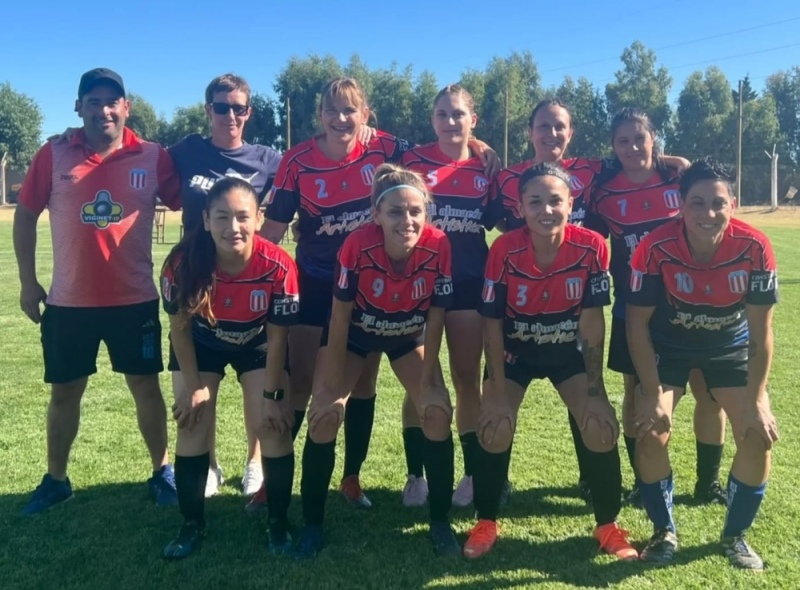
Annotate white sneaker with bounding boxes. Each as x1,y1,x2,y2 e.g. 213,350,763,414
241,460,263,497
402,475,428,507
452,475,474,507
205,465,224,498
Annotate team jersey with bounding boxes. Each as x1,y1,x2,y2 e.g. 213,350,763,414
628,217,778,356
161,235,299,352
168,133,282,232
497,157,603,230
266,132,410,279
401,143,502,283
334,223,453,352
480,224,611,363
586,167,682,318
18,127,181,308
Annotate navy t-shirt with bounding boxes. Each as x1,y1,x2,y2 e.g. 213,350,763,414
168,133,282,231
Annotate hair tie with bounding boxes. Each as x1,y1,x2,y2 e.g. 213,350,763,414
375,184,427,206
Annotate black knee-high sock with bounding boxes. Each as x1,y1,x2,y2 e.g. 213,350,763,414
300,435,336,526
343,396,376,478
423,434,454,523
403,427,425,478
568,410,590,482
459,432,479,478
502,439,514,482
585,446,623,526
474,445,512,522
696,441,724,488
624,435,637,474
263,453,294,523
175,453,210,526
291,410,306,442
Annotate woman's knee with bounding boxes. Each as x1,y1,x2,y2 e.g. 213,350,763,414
308,410,342,444
581,422,616,454
260,430,293,458
420,403,452,442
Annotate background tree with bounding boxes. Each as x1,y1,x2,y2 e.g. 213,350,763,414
244,93,281,149
157,103,208,147
126,93,160,141
0,82,44,168
554,76,609,158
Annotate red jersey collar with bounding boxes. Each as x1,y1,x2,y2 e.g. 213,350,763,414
69,126,143,154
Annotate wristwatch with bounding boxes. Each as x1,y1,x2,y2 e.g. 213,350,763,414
263,388,285,401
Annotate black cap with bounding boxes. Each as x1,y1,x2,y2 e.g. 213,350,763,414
78,68,126,99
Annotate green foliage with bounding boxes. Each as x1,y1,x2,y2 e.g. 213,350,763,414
244,93,281,150
0,82,43,168
157,103,209,148
126,93,160,142
553,76,609,159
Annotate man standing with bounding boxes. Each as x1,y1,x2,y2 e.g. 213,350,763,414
13,68,181,514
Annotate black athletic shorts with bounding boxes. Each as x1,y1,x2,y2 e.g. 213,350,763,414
656,346,748,390
447,278,484,312
502,348,586,389
319,325,422,362
168,340,274,381
607,316,636,375
41,300,163,384
297,267,333,328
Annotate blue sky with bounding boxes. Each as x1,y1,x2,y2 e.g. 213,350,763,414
3,0,800,137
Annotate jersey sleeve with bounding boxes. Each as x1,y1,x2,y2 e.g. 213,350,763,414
627,239,661,306
160,256,181,315
432,235,454,308
269,255,300,326
479,238,509,319
746,238,779,305
583,193,609,237
583,238,611,308
156,146,182,211
382,132,413,163
482,179,505,230
264,154,299,223
259,147,283,203
333,235,360,302
17,143,54,215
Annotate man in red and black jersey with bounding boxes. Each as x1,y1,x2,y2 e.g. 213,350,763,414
462,163,637,561
627,159,778,570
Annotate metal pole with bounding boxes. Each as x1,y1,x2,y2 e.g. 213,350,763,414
503,88,509,168
286,97,292,150
736,80,744,204
0,152,7,206
772,146,779,211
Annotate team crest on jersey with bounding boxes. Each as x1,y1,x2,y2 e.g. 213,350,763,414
630,270,643,293
81,190,123,229
663,190,681,209
728,270,748,294
361,164,376,186
569,175,585,191
482,280,495,303
224,297,233,308
412,277,427,300
565,277,583,300
130,169,147,189
249,290,268,312
474,176,488,192
338,267,349,290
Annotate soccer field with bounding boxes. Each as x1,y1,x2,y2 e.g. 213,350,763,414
1,207,799,590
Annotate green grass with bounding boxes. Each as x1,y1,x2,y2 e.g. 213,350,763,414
1,213,799,589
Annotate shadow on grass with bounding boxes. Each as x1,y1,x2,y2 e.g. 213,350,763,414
0,483,721,590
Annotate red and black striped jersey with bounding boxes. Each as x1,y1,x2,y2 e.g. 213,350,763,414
628,217,778,356
265,132,410,279
498,157,603,230
480,224,610,361
402,143,502,283
334,223,453,352
161,235,299,352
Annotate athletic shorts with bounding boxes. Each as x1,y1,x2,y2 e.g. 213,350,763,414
502,348,586,390
656,346,748,390
607,317,636,375
320,325,423,362
297,267,333,328
447,278,484,312
168,340,270,381
41,300,163,384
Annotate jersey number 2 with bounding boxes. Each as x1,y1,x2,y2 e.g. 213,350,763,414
315,179,329,199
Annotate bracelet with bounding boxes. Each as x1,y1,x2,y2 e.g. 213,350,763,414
263,388,284,401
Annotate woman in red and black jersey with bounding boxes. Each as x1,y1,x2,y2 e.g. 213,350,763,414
160,177,299,559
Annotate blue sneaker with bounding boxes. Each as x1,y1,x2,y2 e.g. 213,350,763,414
148,464,178,506
267,518,293,555
23,474,73,515
294,524,324,559
163,520,205,560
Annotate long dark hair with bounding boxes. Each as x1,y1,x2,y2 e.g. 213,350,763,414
162,177,259,324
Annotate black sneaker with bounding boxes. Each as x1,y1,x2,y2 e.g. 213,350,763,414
577,479,592,505
640,528,678,564
294,524,324,559
721,534,764,571
163,521,205,560
267,518,293,555
626,485,644,509
694,480,727,505
429,521,461,557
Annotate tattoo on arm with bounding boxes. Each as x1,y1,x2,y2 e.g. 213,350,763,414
582,338,604,397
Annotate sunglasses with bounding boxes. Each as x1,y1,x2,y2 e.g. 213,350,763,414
210,102,249,116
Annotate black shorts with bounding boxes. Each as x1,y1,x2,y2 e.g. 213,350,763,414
656,346,748,390
447,278,484,312
298,268,333,328
167,340,271,381
319,325,422,362
502,348,586,389
41,300,163,384
607,316,636,375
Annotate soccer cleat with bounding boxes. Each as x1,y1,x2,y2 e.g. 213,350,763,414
340,475,372,509
694,480,727,505
429,521,462,557
402,475,428,507
452,475,473,508
721,534,764,571
578,479,593,505
594,522,638,561
148,464,178,507
244,483,267,513
294,524,324,559
241,460,263,497
267,518,293,555
500,480,513,507
463,519,498,559
163,520,205,560
22,474,74,515
640,528,678,564
205,465,224,498
625,485,644,509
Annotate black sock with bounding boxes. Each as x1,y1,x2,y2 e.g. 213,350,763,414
291,410,306,442
343,396,376,478
568,410,590,482
696,441,724,488
300,435,336,526
585,446,622,526
403,427,425,478
459,432,479,477
175,453,210,526
503,439,514,483
263,453,294,523
474,444,512,522
423,434,454,523
623,435,637,474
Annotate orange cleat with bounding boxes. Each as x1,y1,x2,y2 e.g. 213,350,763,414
463,519,498,559
594,522,638,561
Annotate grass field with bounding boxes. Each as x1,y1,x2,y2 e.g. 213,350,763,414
1,206,799,590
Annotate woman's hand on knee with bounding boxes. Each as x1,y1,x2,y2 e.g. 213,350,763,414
580,397,619,450
307,386,346,441
739,399,779,449
418,384,453,441
172,386,211,431
261,398,294,436
478,396,515,453
633,384,672,440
